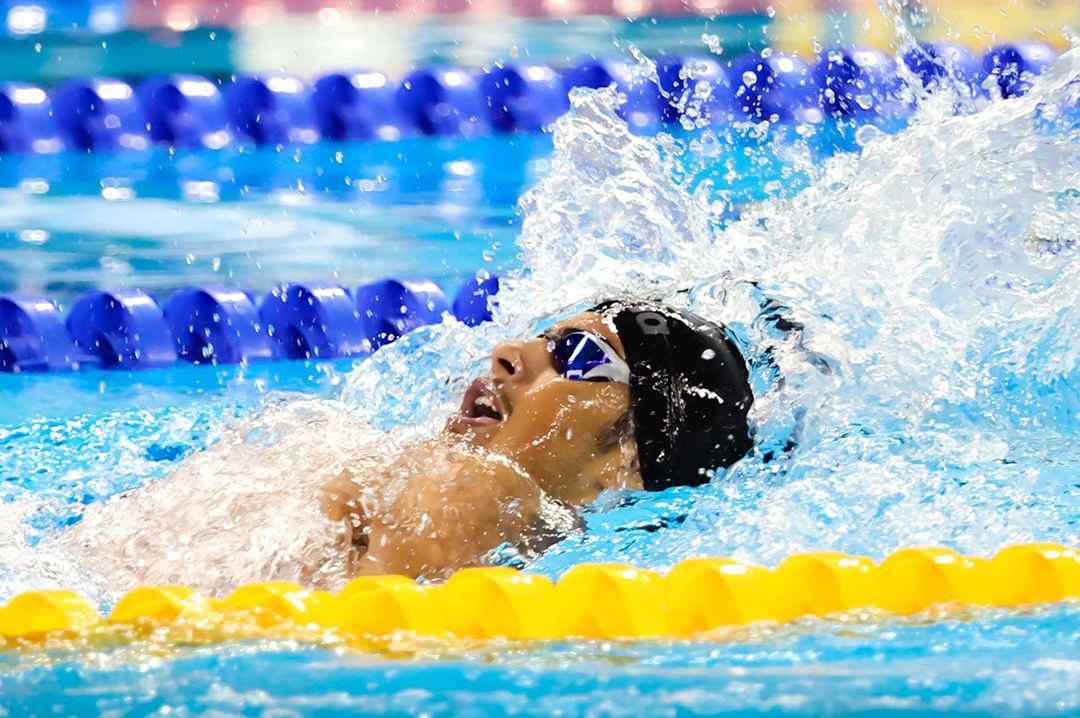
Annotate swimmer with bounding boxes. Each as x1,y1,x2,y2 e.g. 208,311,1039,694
325,299,754,579
59,299,753,593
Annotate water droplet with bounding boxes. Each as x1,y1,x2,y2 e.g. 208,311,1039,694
855,124,883,147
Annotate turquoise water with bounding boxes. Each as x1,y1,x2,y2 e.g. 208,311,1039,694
4,604,1080,717
0,122,809,303
2,43,1080,718
0,135,547,302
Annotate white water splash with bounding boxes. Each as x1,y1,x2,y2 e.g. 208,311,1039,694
338,45,1080,574
523,47,1080,571
44,399,379,601
4,43,1079,601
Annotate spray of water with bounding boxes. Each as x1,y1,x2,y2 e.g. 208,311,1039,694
342,45,1080,574
521,47,1080,572
4,40,1079,603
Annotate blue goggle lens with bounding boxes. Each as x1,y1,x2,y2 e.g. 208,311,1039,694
551,332,616,381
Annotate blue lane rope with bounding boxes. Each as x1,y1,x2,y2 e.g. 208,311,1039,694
0,41,1058,154
0,275,501,372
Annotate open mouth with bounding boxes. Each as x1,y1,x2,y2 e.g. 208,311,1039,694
448,378,508,432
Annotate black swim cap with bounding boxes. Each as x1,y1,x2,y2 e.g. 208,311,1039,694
592,300,754,491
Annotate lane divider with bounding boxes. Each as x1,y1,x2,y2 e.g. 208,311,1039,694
1,544,1078,647
0,41,1057,154
0,274,501,372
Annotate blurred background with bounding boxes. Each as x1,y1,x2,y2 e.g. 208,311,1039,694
1,0,1074,83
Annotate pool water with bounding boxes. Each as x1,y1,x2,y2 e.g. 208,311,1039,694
6,604,1080,717
2,36,1080,718
0,118,830,305
0,135,549,302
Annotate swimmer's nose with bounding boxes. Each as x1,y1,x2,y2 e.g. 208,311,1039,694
492,341,531,384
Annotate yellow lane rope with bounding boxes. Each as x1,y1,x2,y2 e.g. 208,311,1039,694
1,544,1078,649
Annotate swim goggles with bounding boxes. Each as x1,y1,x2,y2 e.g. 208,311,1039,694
548,331,631,384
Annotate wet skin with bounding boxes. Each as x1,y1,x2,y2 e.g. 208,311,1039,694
447,310,642,504
327,311,643,579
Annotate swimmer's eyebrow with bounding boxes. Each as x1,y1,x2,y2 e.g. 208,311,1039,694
538,326,582,342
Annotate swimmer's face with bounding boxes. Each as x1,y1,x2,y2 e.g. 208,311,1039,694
447,311,642,504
